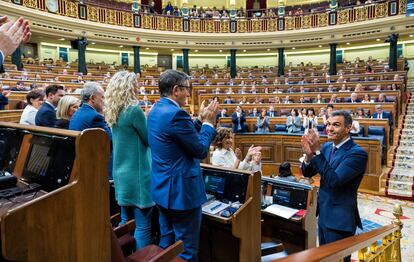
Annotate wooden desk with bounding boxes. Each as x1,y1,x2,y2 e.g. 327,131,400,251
0,109,23,122
0,122,111,261
261,177,318,254
233,133,382,192
199,164,261,262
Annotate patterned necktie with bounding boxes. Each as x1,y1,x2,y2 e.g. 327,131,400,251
329,146,337,162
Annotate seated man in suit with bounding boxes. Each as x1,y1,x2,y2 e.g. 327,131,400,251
349,92,361,103
0,84,10,110
69,82,113,178
267,105,278,117
301,110,368,262
371,104,393,126
35,84,65,127
148,70,218,261
138,95,152,107
313,93,325,104
216,108,228,123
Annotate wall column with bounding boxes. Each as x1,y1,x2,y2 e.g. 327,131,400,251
278,48,285,76
183,48,189,75
230,49,237,78
78,38,88,75
388,34,398,71
133,46,141,74
329,43,337,76
11,46,23,70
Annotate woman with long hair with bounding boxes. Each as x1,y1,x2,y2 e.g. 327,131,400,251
104,71,154,250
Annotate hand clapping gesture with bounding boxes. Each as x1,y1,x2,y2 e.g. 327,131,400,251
0,17,32,57
199,100,219,125
301,128,321,163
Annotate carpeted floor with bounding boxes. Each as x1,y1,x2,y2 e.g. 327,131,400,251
356,193,414,262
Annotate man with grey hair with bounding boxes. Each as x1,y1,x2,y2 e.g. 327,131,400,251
69,82,112,178
148,69,219,261
301,110,367,262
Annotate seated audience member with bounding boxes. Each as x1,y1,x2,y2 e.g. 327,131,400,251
329,94,340,104
313,94,325,104
11,81,26,91
224,95,234,104
138,95,152,107
374,84,382,91
375,93,388,103
362,93,374,103
354,83,364,92
303,107,318,132
286,108,302,133
283,95,292,104
250,107,259,117
319,107,328,125
339,84,349,92
354,107,366,119
211,127,261,169
20,90,45,125
267,106,278,117
256,109,270,133
104,71,154,250
35,85,65,127
371,104,393,125
239,96,248,104
350,118,360,136
55,96,81,129
273,161,296,182
0,84,10,110
350,92,361,103
212,87,220,94
327,85,335,93
216,108,229,123
231,105,247,133
239,86,247,94
69,82,113,178
226,87,235,94
253,96,263,104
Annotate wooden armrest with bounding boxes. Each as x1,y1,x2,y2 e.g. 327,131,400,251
114,220,135,238
149,240,184,262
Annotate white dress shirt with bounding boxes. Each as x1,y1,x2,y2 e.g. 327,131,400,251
211,148,249,170
19,105,38,125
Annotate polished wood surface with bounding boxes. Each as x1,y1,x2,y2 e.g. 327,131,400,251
0,109,23,122
233,134,382,192
0,123,111,262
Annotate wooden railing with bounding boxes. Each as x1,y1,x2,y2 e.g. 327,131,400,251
4,0,407,33
276,204,404,262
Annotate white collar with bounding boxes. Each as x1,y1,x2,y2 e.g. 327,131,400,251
333,136,351,149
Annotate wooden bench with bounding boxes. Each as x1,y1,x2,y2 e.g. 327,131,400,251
0,110,23,123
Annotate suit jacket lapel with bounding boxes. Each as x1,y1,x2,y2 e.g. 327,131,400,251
330,139,353,167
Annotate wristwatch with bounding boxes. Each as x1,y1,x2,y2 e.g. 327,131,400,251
314,150,321,156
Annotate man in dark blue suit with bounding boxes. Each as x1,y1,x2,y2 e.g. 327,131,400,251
148,70,218,262
301,110,368,262
371,104,393,126
35,85,65,127
69,82,112,178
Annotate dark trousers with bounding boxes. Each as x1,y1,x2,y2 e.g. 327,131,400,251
318,225,355,262
157,205,202,262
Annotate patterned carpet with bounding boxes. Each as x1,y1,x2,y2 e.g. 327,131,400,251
386,91,414,200
356,193,414,261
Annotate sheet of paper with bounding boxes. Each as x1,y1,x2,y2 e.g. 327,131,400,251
264,204,299,219
202,200,230,215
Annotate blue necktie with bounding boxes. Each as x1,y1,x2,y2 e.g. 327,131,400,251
329,146,337,162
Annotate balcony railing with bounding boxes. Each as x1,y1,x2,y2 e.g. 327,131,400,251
6,0,407,33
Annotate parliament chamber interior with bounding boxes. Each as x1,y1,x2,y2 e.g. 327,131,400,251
0,0,413,261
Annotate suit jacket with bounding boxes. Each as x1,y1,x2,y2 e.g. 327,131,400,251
69,103,113,178
35,102,57,127
301,138,368,232
371,112,393,125
148,98,216,210
0,51,4,73
231,111,247,133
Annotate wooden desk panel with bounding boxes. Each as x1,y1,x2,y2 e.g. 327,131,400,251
233,134,382,192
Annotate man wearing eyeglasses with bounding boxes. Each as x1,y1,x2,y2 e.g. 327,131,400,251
148,69,219,262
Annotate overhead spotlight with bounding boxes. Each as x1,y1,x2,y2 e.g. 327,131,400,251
195,50,199,52
170,48,174,51
119,45,123,48
292,47,296,50
91,42,96,45
219,50,223,52
266,48,271,51
59,38,65,41
145,47,149,50
243,49,246,52
376,38,380,41
318,45,322,48
346,42,350,45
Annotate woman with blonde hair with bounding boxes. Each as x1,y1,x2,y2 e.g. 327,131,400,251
104,71,154,250
56,95,80,129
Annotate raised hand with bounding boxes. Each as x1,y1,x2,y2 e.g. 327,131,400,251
200,100,219,125
306,128,321,153
235,148,242,160
0,17,31,57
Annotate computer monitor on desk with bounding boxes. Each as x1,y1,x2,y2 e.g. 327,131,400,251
20,133,76,192
0,128,25,173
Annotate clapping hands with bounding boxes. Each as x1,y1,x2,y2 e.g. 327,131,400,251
199,100,219,125
301,128,321,162
0,17,32,57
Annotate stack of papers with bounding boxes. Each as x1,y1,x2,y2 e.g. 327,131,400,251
264,204,299,219
202,200,230,215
